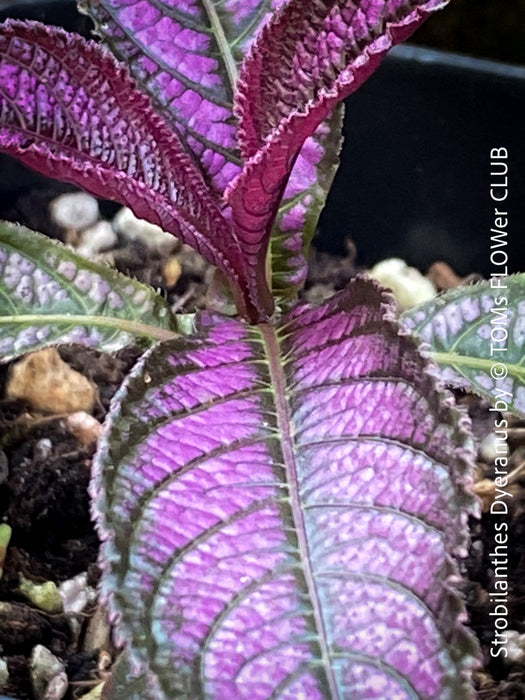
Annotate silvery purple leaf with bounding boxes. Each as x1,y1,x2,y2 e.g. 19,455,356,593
82,0,284,194
0,221,178,361
400,275,525,418
226,0,450,280
93,276,479,698
0,20,270,319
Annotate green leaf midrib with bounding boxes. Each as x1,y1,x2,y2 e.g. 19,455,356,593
258,322,340,700
0,313,178,343
431,351,525,380
202,0,238,90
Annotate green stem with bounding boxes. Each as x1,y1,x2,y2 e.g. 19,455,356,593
258,323,340,699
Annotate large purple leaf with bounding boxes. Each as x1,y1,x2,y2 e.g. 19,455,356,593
81,0,284,194
226,0,449,276
92,277,479,698
0,20,271,320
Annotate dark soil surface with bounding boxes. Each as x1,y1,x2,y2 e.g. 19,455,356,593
0,185,524,699
0,344,141,699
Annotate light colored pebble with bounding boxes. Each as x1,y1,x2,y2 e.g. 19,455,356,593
59,572,97,615
34,438,53,461
67,412,103,446
6,348,97,415
113,207,179,254
506,630,525,662
98,651,112,673
163,256,182,288
19,574,63,614
76,221,118,258
50,193,99,231
369,258,436,309
30,645,65,699
479,431,508,463
0,656,8,689
43,672,68,700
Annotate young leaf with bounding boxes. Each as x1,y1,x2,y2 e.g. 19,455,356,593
226,0,450,282
400,275,525,418
92,277,478,699
81,0,285,194
270,107,344,302
83,0,344,300
0,20,269,319
0,221,178,361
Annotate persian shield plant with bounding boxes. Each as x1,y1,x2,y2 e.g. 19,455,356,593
0,0,485,697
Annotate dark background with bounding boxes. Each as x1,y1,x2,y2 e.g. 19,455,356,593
412,0,525,66
318,0,525,276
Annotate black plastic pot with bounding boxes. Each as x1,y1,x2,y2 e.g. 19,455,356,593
0,0,90,31
319,45,525,277
0,0,524,276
